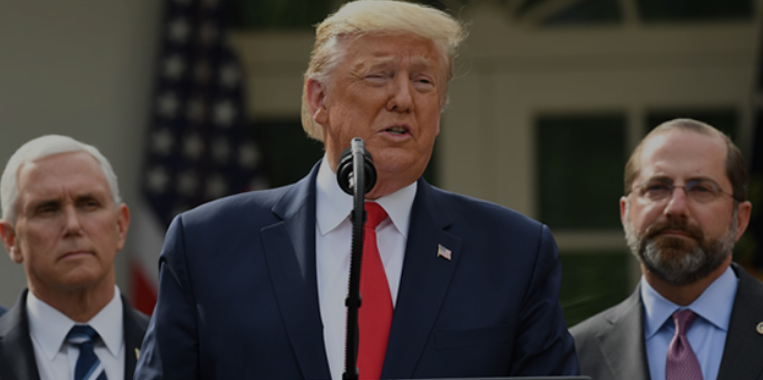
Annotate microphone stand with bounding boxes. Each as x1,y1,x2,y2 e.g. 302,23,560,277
342,138,370,380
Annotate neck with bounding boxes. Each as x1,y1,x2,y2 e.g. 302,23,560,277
643,255,732,306
327,154,418,200
365,177,412,200
29,278,116,323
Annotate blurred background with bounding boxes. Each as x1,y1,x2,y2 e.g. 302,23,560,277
1,0,762,327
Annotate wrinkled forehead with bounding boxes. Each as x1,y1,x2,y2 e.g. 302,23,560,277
17,151,108,194
338,32,447,73
20,151,98,174
636,130,729,184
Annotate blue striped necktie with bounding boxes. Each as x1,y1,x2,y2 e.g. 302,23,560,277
66,325,107,380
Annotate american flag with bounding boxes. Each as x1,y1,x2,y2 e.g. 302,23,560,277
130,0,268,315
437,244,452,261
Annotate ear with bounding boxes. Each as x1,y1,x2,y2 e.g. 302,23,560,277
115,204,130,251
619,196,628,229
0,220,22,263
734,201,752,242
306,77,329,125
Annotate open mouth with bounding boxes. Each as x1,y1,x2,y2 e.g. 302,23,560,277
383,125,410,136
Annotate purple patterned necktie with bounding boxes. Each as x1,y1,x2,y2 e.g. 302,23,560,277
666,309,703,380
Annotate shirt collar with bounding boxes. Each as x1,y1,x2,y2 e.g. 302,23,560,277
316,156,416,237
641,265,737,339
26,286,124,360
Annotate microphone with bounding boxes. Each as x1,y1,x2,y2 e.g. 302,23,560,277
336,138,377,195
338,138,377,380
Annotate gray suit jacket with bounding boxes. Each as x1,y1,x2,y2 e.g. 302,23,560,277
0,289,149,380
570,263,763,380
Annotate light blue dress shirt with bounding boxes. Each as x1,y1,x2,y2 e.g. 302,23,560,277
641,266,738,380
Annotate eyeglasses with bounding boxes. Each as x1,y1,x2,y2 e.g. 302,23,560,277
632,178,738,203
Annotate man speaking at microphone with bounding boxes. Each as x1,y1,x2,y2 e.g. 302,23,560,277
135,1,578,379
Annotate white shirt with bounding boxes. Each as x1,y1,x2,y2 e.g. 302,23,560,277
315,157,416,380
27,286,126,380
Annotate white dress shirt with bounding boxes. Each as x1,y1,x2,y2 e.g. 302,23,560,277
641,266,737,380
27,286,126,380
315,157,416,380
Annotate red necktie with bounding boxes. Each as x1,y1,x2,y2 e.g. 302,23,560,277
357,202,393,380
666,309,703,380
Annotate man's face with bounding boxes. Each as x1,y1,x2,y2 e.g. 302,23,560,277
308,33,444,199
0,151,129,296
620,130,751,285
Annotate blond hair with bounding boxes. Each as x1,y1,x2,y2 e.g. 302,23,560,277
300,0,465,141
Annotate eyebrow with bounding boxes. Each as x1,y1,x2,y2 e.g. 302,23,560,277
31,199,61,210
644,175,718,184
353,57,395,73
28,192,104,210
409,56,436,71
354,55,437,73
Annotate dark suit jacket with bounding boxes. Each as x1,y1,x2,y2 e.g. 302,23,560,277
570,263,763,380
135,163,579,379
0,288,150,380
0,306,6,317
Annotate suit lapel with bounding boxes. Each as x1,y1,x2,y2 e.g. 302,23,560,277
0,289,41,380
717,264,763,380
121,295,149,380
381,180,462,380
596,287,651,380
0,291,150,380
261,166,331,380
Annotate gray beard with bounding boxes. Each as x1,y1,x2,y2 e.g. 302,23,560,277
624,207,737,286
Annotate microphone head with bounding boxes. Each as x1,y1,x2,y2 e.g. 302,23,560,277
337,142,377,195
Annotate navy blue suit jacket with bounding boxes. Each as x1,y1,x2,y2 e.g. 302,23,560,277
135,163,578,379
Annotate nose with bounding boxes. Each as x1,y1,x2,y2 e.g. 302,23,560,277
664,186,689,219
62,205,83,237
386,76,413,113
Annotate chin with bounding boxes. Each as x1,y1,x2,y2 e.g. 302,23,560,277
60,270,108,288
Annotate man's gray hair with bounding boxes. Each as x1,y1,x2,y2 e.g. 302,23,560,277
300,0,466,141
1,135,122,224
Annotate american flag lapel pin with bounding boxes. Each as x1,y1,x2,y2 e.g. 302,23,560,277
437,244,452,261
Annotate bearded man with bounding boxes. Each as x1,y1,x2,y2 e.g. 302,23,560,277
571,118,763,380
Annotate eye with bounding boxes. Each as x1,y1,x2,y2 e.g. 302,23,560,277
641,182,672,199
692,185,711,193
364,72,390,86
37,205,59,216
79,198,101,210
412,75,435,90
688,181,717,195
645,183,670,192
